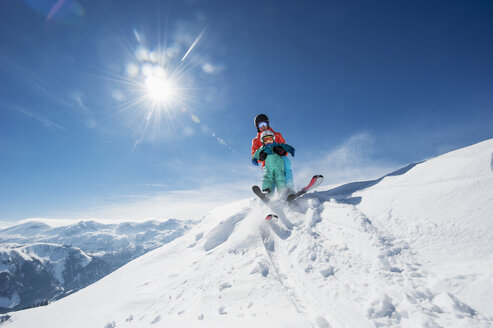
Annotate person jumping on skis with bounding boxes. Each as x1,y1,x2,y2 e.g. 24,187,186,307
251,114,294,190
252,130,295,195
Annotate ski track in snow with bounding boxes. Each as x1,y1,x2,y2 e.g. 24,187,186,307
255,197,490,328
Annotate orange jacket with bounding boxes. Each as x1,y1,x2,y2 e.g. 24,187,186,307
251,128,286,166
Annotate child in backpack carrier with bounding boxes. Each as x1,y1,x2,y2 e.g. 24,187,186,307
252,130,295,195
251,114,294,191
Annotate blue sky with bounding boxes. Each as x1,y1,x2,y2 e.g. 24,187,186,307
1,0,492,222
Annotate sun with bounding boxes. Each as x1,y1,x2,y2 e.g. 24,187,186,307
107,26,224,148
145,74,176,105
138,62,180,108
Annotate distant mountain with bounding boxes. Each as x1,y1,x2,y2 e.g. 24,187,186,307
0,219,193,313
0,243,110,313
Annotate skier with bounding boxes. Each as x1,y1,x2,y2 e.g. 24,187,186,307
251,114,294,191
252,130,295,195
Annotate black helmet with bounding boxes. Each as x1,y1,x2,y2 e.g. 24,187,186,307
254,114,269,132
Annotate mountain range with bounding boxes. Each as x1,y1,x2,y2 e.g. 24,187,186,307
0,219,193,313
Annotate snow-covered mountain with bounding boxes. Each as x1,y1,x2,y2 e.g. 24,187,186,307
0,219,192,313
3,139,493,327
0,243,110,313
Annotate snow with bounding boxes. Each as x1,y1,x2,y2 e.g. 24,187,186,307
4,139,493,327
355,139,493,319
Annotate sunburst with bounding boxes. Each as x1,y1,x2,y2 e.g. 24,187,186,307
99,25,229,150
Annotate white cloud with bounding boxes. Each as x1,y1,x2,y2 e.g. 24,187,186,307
296,132,401,188
72,93,98,128
202,62,223,74
14,107,63,130
0,220,21,229
77,182,253,221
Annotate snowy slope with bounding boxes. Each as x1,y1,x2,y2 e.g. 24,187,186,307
3,139,493,327
354,139,493,320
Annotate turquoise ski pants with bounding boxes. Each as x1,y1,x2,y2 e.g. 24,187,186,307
262,154,287,192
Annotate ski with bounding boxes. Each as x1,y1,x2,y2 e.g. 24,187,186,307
286,174,324,202
266,216,291,239
252,185,294,230
252,185,269,204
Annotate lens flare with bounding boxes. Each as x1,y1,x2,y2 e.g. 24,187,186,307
22,0,85,23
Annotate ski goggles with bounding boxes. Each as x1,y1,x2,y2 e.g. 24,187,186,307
258,121,268,129
262,135,274,142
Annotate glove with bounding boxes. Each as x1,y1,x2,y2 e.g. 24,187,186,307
259,150,267,162
273,146,287,156
251,158,259,166
290,149,295,157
